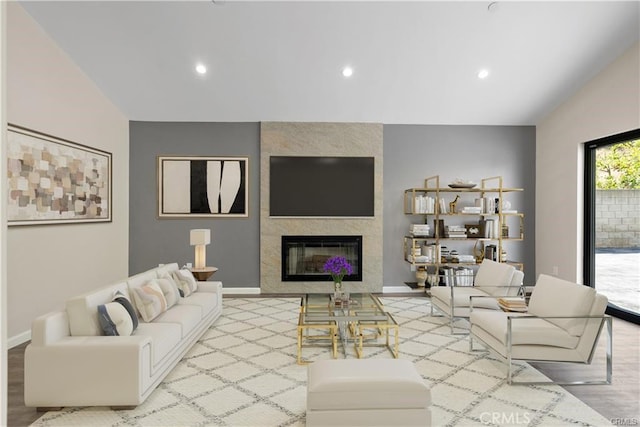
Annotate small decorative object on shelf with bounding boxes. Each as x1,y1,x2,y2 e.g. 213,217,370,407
500,247,508,263
415,268,427,287
448,178,477,189
473,240,485,263
449,195,460,213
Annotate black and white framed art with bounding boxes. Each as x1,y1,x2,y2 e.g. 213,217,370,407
158,156,248,218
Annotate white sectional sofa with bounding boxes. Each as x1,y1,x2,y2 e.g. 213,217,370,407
24,263,223,409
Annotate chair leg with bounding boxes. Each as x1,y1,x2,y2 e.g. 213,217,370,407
471,325,613,386
507,317,613,386
605,316,613,384
469,332,488,353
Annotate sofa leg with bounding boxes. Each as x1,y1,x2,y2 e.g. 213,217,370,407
111,405,137,411
37,407,64,412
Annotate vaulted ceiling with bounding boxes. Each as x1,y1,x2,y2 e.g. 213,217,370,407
19,1,640,125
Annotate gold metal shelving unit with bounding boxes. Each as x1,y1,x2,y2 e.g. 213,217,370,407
404,175,524,286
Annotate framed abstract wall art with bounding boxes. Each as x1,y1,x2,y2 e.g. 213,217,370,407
158,156,248,218
7,125,112,226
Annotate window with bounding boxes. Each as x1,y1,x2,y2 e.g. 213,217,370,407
584,129,640,324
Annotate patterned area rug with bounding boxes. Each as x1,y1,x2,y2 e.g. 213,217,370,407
33,297,611,426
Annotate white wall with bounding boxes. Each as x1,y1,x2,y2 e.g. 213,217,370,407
6,3,129,341
1,1,8,423
536,42,640,282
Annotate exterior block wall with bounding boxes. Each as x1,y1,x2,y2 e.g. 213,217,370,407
596,189,640,248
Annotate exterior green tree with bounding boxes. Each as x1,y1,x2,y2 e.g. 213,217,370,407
596,140,640,189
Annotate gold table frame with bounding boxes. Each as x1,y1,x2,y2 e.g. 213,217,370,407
297,293,399,364
352,312,399,359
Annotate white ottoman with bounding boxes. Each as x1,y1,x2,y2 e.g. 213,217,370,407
306,359,431,427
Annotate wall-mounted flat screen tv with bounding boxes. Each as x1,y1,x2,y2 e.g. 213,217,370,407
270,156,375,217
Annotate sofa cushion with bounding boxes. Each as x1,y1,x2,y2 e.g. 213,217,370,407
178,291,219,318
527,274,596,337
97,302,134,336
156,262,180,278
127,269,160,290
132,281,168,322
474,259,516,296
470,310,580,349
153,305,202,338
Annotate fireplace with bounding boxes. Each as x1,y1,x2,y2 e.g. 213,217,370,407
282,235,363,282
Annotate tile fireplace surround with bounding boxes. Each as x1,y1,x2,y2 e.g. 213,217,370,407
260,122,383,294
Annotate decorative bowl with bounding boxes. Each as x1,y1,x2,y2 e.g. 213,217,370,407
448,183,477,189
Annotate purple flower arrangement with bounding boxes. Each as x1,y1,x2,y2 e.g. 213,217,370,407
322,256,353,283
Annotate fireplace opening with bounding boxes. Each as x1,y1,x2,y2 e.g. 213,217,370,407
282,235,363,282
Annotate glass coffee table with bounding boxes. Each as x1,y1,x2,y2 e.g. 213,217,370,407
297,293,399,364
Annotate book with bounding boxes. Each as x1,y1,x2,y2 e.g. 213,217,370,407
498,297,527,312
498,297,527,307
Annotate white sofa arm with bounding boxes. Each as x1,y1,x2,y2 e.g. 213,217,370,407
25,335,153,407
197,280,222,294
30,311,71,346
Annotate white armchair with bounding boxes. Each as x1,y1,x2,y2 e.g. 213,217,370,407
469,274,612,385
430,259,524,333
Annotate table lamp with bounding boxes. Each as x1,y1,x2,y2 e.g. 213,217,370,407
190,229,211,269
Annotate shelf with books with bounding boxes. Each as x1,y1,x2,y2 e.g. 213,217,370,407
404,175,524,288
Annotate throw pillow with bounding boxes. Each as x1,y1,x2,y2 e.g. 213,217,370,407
156,277,180,308
178,269,198,293
170,271,191,297
97,302,134,336
113,290,139,333
132,281,168,322
171,270,198,297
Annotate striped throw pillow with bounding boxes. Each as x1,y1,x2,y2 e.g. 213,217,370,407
132,281,168,322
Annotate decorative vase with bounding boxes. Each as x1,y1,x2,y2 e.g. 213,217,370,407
473,240,485,263
500,247,508,263
415,269,427,287
334,281,343,293
333,281,344,304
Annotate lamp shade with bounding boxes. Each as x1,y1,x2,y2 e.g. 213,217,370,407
190,229,211,246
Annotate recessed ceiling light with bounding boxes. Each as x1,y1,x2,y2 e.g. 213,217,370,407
195,64,207,75
478,69,490,79
342,66,353,78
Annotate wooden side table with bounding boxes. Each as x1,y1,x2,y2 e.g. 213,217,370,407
189,266,218,281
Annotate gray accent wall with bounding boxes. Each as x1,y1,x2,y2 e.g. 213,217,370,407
129,122,261,287
129,122,535,289
383,125,536,286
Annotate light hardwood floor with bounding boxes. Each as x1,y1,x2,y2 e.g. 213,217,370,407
6,296,640,426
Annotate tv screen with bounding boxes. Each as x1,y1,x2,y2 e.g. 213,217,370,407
270,156,375,217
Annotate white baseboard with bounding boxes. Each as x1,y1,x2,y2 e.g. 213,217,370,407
222,287,261,295
222,287,420,295
383,286,424,293
8,330,31,349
